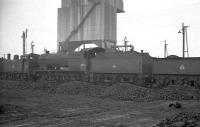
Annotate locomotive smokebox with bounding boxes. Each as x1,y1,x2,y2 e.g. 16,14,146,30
7,54,11,60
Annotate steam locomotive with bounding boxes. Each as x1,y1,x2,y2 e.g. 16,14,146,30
0,47,200,87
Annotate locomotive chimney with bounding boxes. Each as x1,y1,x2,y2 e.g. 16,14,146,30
141,50,143,54
7,53,11,60
14,55,19,60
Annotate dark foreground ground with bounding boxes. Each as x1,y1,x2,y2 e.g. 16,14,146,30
0,81,200,127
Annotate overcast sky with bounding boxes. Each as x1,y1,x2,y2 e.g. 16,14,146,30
0,0,200,57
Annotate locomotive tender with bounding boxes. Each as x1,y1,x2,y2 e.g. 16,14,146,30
153,56,200,87
1,47,200,87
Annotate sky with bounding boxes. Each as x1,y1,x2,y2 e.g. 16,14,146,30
0,0,200,57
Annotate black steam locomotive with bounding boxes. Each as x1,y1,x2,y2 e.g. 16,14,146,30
0,47,200,87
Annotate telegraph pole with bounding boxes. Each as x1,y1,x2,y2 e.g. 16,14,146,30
25,29,28,55
178,23,189,58
182,23,185,58
21,29,28,55
22,31,26,55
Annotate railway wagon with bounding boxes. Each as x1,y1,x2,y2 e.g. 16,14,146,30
152,56,200,87
88,49,153,84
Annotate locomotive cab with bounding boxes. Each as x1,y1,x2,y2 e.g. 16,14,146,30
20,53,39,74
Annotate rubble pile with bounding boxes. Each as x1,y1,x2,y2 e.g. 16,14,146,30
0,81,27,90
102,83,153,101
0,81,200,102
55,82,155,101
29,82,59,93
0,81,59,93
56,81,106,97
152,85,200,101
154,112,200,127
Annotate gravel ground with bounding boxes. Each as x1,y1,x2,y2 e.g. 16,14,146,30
0,80,200,127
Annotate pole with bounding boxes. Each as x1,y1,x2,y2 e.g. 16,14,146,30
31,41,34,54
25,29,28,54
22,31,26,55
182,23,185,58
164,40,168,58
185,29,189,57
181,23,189,58
124,37,128,52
